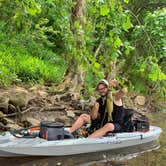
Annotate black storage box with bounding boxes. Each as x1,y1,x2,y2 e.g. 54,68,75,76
39,121,64,141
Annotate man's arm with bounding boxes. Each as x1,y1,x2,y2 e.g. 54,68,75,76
114,88,128,101
109,79,128,105
90,102,99,120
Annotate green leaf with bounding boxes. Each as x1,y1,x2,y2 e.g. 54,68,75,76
123,15,132,31
24,0,41,16
139,62,146,73
134,80,146,93
124,0,129,4
100,5,109,16
114,37,122,47
111,52,118,60
94,62,100,69
148,64,166,81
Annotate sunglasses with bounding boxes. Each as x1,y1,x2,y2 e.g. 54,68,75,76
97,87,107,92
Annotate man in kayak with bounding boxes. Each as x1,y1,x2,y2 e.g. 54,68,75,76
69,79,127,138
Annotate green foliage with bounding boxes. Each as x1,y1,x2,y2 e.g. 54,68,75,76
124,0,129,4
0,53,18,86
126,8,166,96
16,54,64,83
123,56,165,94
0,0,67,86
132,9,166,58
0,39,66,86
0,0,165,101
84,0,133,80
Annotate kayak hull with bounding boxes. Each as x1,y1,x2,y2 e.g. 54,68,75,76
0,126,162,157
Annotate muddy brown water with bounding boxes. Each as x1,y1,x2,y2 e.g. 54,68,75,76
0,111,165,166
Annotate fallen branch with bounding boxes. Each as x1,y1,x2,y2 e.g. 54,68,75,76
40,106,65,112
5,107,40,117
0,122,10,130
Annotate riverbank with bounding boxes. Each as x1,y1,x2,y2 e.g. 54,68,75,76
0,84,165,131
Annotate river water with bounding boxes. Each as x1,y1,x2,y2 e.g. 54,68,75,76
0,111,165,166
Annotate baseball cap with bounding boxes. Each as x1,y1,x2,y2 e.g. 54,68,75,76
96,79,109,90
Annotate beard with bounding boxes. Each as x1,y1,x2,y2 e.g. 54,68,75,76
100,94,107,97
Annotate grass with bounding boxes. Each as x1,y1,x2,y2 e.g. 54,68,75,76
0,43,66,86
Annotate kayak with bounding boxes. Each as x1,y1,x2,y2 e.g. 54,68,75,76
0,126,162,157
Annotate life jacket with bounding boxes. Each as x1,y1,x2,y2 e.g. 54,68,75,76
122,109,149,132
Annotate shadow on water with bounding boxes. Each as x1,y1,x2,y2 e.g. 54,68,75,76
0,140,160,166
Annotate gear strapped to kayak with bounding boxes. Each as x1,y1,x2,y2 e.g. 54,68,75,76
40,121,66,140
122,109,150,132
10,121,74,140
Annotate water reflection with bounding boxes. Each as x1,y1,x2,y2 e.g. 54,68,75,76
0,141,160,166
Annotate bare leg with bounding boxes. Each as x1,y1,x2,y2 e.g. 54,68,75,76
88,123,115,138
69,114,90,133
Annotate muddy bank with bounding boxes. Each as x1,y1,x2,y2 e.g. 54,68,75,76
0,84,95,131
0,84,161,131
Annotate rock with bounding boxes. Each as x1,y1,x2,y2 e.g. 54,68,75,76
27,97,45,107
0,122,9,130
26,117,40,126
0,118,21,130
71,92,80,100
59,93,72,102
37,91,48,98
57,117,74,126
3,118,15,124
73,110,83,116
66,110,75,118
0,111,5,118
9,88,29,108
89,96,96,104
121,87,128,94
8,104,17,113
0,93,9,113
134,96,146,106
6,123,22,129
29,86,38,92
54,118,65,123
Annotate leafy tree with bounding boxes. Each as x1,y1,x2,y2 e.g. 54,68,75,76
125,8,166,99
0,0,165,102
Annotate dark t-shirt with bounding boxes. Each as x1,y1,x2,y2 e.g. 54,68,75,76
95,97,125,127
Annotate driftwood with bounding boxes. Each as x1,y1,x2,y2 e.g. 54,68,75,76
40,106,66,112
0,122,10,130
4,107,40,117
0,84,92,131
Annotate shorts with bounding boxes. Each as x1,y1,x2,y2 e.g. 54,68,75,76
112,122,123,133
89,120,123,134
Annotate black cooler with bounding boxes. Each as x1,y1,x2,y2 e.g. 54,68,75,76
39,121,64,141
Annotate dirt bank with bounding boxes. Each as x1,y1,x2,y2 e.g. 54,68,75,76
0,84,163,131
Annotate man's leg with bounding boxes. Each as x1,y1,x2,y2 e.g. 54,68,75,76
88,123,115,138
69,114,90,133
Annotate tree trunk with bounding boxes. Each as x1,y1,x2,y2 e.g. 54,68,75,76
59,0,86,94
